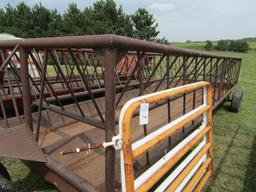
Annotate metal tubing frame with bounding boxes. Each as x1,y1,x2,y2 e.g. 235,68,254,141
119,81,213,192
20,47,33,130
0,34,242,59
104,48,117,192
0,35,242,192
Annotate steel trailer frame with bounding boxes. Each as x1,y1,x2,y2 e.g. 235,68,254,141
0,34,242,192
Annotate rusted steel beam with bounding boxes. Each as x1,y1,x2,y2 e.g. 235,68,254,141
32,101,105,129
137,51,150,165
24,157,99,192
0,45,20,71
49,50,86,117
35,51,48,141
0,123,46,161
166,55,172,146
236,59,242,83
0,50,20,120
115,58,139,107
0,34,242,59
69,49,105,122
20,47,33,130
142,54,166,90
28,50,64,109
104,48,117,192
218,58,227,100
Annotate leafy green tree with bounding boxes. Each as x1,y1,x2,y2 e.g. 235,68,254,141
215,40,229,51
3,4,23,36
62,3,84,35
31,3,52,37
229,40,249,53
48,9,64,36
15,2,32,37
131,8,159,40
114,10,133,36
0,1,162,40
237,41,249,52
84,0,133,36
205,40,213,51
215,40,249,53
155,37,169,44
0,8,6,33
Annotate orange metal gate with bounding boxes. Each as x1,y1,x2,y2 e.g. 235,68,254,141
119,81,213,192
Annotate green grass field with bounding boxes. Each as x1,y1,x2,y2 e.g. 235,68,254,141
0,42,255,192
173,42,256,191
172,41,208,50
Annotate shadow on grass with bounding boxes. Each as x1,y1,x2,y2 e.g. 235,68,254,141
14,172,56,192
223,104,232,112
242,136,256,192
207,125,240,191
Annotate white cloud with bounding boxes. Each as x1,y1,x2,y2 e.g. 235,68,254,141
0,0,255,41
149,3,175,12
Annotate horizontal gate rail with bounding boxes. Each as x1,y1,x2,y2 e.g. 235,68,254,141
119,81,213,192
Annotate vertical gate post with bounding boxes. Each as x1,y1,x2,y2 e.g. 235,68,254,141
138,51,143,96
104,48,117,192
218,58,227,100
236,59,242,84
0,50,3,85
20,47,33,130
166,55,172,147
182,56,187,133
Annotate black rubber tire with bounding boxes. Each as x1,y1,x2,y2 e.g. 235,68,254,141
0,176,15,192
0,163,15,192
0,163,11,181
230,89,243,112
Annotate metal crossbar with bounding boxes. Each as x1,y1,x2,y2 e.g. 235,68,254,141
119,81,213,192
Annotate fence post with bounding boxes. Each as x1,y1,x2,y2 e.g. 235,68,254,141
236,59,242,84
20,47,33,130
218,58,227,100
104,48,117,192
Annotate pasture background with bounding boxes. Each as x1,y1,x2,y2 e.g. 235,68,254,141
0,41,255,192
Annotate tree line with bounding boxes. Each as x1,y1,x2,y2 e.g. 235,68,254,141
205,40,249,53
0,0,168,43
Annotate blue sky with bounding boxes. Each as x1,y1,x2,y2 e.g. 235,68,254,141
0,0,255,42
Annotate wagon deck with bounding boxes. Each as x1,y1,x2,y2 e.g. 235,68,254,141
0,34,241,192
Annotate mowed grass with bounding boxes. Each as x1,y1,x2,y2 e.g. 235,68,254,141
174,42,256,191
205,48,256,192
0,42,255,192
0,158,56,192
172,41,207,50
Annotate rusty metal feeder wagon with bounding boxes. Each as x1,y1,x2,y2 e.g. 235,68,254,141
0,35,242,192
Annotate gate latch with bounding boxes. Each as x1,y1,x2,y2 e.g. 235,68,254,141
103,135,122,150
60,135,122,156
